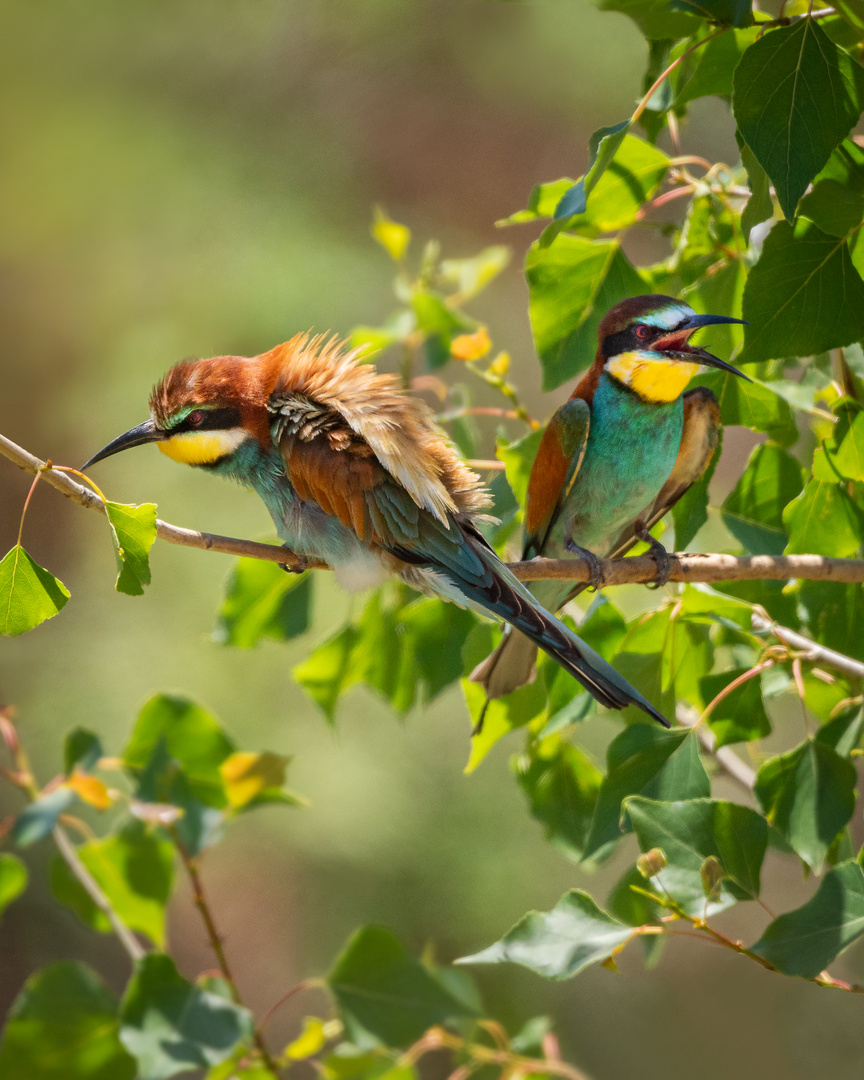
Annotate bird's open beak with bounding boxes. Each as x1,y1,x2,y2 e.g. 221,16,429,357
655,313,751,382
82,418,165,469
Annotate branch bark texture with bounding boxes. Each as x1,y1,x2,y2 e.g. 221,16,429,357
4,431,864,585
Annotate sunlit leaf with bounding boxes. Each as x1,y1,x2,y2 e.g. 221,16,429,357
0,961,135,1080
371,207,410,262
0,853,28,923
783,479,864,558
104,501,157,596
0,545,69,636
553,121,631,220
213,559,311,648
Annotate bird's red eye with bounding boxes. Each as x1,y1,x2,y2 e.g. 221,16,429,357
635,324,652,340
188,410,204,428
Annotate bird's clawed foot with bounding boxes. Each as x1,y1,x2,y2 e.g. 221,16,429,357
280,552,308,574
635,522,671,589
565,539,606,591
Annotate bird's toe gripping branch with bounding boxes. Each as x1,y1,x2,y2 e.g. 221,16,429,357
635,522,671,589
564,539,606,591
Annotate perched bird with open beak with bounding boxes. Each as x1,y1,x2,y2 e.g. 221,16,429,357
472,294,749,700
83,333,669,728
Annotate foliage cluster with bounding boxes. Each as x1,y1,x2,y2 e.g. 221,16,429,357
3,0,864,1076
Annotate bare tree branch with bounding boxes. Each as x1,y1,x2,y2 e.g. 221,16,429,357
4,430,864,585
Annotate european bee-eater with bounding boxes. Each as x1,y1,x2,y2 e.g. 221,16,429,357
83,333,668,726
472,294,749,699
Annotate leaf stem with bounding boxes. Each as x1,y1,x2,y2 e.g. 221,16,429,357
631,28,728,127
170,828,282,1078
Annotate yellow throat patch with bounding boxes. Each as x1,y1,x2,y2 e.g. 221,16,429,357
606,351,699,403
157,428,247,465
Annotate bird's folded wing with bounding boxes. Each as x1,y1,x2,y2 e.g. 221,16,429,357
523,396,590,559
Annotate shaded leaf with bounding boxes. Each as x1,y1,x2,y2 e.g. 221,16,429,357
496,428,544,508
755,738,857,871
627,796,768,914
740,219,864,364
696,370,796,442
751,860,864,977
733,20,864,220
64,728,103,775
0,961,135,1080
587,0,699,42
0,545,69,636
740,142,773,241
120,954,254,1080
675,30,761,106
583,726,709,858
327,926,473,1048
11,786,76,847
515,740,602,862
700,667,771,748
458,889,632,980
554,121,631,220
671,0,752,26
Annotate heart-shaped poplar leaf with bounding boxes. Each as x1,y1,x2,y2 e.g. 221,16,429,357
751,860,864,977
457,889,633,980
0,545,69,636
721,442,806,555
733,19,864,220
104,501,157,596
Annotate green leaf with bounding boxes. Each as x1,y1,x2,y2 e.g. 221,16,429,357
439,246,510,299
755,738,857,872
499,179,575,226
294,624,360,723
120,954,253,1080
696,370,796,442
740,219,864,365
553,120,631,220
457,889,632,980
627,797,768,914
514,740,603,862
371,207,410,262
64,728,103,775
0,545,69,636
800,139,864,237
740,142,773,241
50,821,174,947
671,0,752,25
825,409,864,481
816,706,864,757
587,0,700,41
543,136,669,237
104,501,157,596
799,580,864,661
496,428,544,509
783,478,864,557
213,558,311,647
675,30,761,106
0,961,135,1080
527,236,647,390
733,19,864,220
0,853,27,921
699,668,771,748
721,443,806,555
11,786,76,847
583,727,709,859
751,860,864,977
327,926,473,1048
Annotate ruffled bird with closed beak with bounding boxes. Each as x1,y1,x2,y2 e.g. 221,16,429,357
84,333,668,728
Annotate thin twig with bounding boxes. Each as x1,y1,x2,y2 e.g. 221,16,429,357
170,828,282,1078
752,614,864,680
53,825,146,962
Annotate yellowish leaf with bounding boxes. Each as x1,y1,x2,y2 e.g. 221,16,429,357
372,206,410,262
66,770,112,811
285,1016,328,1060
220,751,288,808
450,327,491,362
487,350,510,376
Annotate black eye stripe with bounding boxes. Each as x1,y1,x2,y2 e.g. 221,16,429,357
173,407,241,434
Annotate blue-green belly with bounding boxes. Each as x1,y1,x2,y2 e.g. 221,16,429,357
531,374,682,611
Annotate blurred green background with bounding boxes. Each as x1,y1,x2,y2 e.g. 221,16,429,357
1,2,862,1077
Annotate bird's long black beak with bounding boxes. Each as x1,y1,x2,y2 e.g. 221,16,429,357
659,313,751,383
82,418,165,470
